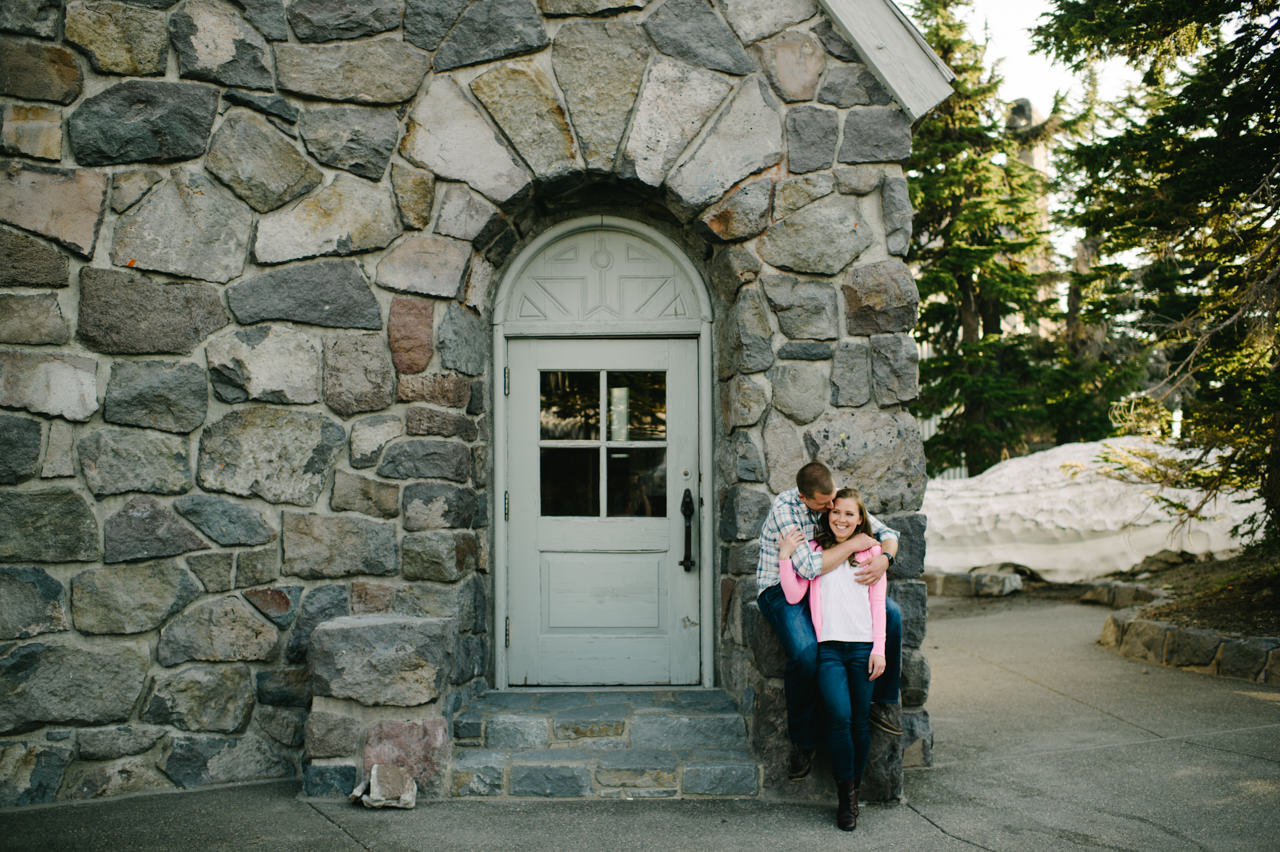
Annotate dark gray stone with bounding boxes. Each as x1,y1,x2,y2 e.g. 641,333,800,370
728,431,765,482
843,259,920,334
161,732,293,787
298,106,399,181
786,105,837,174
434,0,550,72
205,109,322,213
831,339,871,407
303,762,358,798
256,705,306,747
643,0,753,76
169,0,272,90
0,741,73,806
103,496,209,564
78,267,228,355
437,304,487,376
889,579,927,649
230,0,289,40
719,486,771,541
0,225,67,287
682,761,758,795
402,482,479,530
310,615,457,707
236,546,279,587
285,584,349,664
450,749,503,797
881,175,912,256
761,273,837,341
776,341,831,360
0,640,149,734
323,333,396,418
174,496,275,547
1218,637,1277,681
882,512,926,580
0,490,99,563
70,558,201,634
0,37,82,104
839,106,912,164
282,512,398,579
0,565,67,639
77,427,193,498
68,80,219,165
157,595,280,665
0,0,62,39
256,666,311,707
509,764,592,797
222,89,299,123
743,593,786,677
197,407,346,506
871,332,919,405
77,724,168,761
228,260,382,330
104,360,208,434
901,646,931,707
0,413,40,485
630,714,746,749
377,439,471,482
287,0,400,41
818,63,891,108
0,293,68,344
486,715,550,749
1163,627,1223,668
142,664,254,733
404,0,468,51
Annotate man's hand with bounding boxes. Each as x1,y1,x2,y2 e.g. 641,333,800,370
853,550,890,586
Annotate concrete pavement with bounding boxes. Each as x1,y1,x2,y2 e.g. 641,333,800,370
4,596,1278,851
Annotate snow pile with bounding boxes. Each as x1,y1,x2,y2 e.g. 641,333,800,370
921,437,1256,582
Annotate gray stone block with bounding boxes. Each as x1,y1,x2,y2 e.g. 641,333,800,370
198,408,346,507
486,714,549,749
630,714,746,750
275,37,429,104
0,38,82,104
1219,637,1278,681
0,640,150,734
78,267,228,354
786,105,838,174
450,748,505,796
323,333,396,419
77,724,168,761
0,489,99,563
79,428,193,498
682,761,758,795
1164,626,1223,668
509,764,592,797
287,0,399,42
553,704,629,740
305,711,364,759
255,666,311,708
844,259,920,335
169,0,272,89
596,749,678,788
0,293,68,345
882,512,926,579
377,439,471,482
433,0,549,72
104,360,208,434
403,482,480,531
1119,619,1168,664
0,224,68,287
158,595,279,666
0,413,41,485
228,260,382,330
70,558,200,634
298,105,398,181
142,664,254,733
103,496,208,564
839,106,912,164
303,762,358,798
0,565,67,639
310,615,457,708
901,647,931,707
719,486,772,542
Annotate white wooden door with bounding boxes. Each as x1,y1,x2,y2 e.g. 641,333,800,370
507,338,700,685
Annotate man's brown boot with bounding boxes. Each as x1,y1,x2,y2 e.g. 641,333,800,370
788,744,815,781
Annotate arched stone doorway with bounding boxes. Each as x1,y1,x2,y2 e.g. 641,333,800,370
492,216,715,688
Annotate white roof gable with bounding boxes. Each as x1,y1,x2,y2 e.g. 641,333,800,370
819,0,955,121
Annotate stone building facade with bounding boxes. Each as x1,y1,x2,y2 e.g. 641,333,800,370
0,0,948,806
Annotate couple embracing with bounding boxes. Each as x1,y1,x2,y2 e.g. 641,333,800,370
755,461,902,832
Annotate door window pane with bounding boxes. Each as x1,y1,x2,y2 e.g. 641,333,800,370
541,448,599,516
607,372,666,441
607,448,667,516
541,371,599,439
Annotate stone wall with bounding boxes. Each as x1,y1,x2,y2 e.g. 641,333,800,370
0,0,929,806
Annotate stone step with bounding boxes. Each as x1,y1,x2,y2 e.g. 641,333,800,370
449,689,761,799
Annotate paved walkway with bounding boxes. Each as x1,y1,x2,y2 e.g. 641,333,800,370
4,598,1278,851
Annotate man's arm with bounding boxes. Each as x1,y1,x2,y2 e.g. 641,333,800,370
854,512,900,585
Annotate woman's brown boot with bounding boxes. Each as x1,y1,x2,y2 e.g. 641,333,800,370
836,780,859,831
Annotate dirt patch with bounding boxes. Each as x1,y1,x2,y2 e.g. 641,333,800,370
1100,550,1280,637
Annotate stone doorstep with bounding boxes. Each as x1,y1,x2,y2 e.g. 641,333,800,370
449,689,761,799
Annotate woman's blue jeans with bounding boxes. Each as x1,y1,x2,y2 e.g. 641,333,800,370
817,640,874,785
756,584,901,751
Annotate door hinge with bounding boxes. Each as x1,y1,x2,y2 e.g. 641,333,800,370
504,491,509,521
503,366,509,396
505,617,510,648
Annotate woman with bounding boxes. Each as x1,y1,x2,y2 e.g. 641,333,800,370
778,488,887,831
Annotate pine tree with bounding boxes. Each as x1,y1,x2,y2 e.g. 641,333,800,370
1036,0,1280,544
907,0,1059,475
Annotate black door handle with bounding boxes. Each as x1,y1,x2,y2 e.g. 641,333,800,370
679,488,695,572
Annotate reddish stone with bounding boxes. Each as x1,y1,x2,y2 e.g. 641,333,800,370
396,372,470,406
351,580,395,615
405,406,477,440
242,587,293,620
363,718,450,796
388,295,434,374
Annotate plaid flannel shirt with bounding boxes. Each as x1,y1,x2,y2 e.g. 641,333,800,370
755,487,899,598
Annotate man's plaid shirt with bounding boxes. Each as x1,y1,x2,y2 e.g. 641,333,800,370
755,487,899,598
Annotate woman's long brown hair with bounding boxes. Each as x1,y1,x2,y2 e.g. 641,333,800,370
814,487,873,549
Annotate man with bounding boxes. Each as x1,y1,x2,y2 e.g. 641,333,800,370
755,461,903,781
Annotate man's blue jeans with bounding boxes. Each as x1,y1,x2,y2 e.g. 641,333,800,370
816,640,874,784
756,583,901,750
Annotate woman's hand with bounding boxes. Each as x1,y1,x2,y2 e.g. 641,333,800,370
868,654,886,681
778,527,806,561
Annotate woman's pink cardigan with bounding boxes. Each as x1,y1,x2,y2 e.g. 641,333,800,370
780,542,887,657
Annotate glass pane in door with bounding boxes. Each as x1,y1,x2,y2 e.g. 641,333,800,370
541,371,599,439
607,372,666,440
607,448,667,516
540,448,599,516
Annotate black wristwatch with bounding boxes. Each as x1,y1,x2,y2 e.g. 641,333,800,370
885,551,895,568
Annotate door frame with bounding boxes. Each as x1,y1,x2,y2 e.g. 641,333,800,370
492,216,715,689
